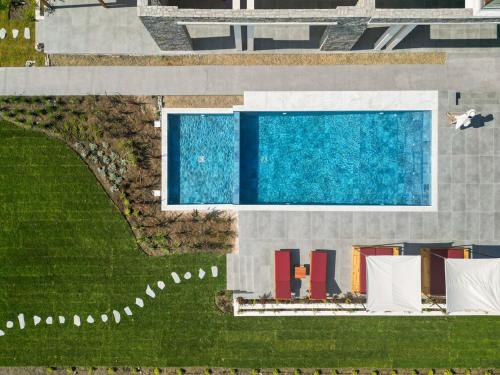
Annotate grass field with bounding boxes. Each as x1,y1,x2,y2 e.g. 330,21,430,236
0,0,44,66
1,120,500,369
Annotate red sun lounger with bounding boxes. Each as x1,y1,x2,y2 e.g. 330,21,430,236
352,246,400,294
421,247,470,296
274,250,291,300
309,251,328,300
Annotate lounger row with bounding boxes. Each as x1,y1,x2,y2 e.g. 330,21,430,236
352,246,470,296
274,250,328,301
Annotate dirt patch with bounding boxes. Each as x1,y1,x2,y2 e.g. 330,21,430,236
0,96,236,255
165,96,243,108
49,52,446,67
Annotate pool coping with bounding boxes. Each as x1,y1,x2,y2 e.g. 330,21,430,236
161,91,438,212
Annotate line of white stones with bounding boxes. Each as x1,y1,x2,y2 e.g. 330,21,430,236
0,266,219,337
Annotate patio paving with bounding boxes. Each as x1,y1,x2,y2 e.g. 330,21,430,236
229,90,500,298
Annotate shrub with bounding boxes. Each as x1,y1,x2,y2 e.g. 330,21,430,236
427,370,434,375
484,371,492,375
107,368,115,374
294,370,301,375
119,167,127,175
443,370,453,375
124,208,131,216
102,156,111,165
115,176,123,185
371,371,378,375
154,368,161,375
102,141,109,150
273,369,279,375
230,370,237,375
251,370,259,375
411,370,418,375
97,150,104,158
111,184,119,193
391,371,397,375
110,151,118,161
123,199,130,206
89,143,97,151
46,368,55,374
108,172,117,182
204,369,212,375
176,369,185,375
314,370,321,375
90,155,98,164
80,150,89,158
108,163,117,173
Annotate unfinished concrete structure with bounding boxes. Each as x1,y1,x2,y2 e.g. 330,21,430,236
137,0,500,52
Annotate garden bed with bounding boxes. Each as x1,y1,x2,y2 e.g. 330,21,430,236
0,95,236,255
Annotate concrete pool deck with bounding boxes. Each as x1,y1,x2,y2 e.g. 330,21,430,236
228,90,500,298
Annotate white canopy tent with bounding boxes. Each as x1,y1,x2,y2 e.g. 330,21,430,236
366,256,422,313
445,258,500,315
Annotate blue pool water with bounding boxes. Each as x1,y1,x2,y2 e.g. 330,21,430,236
167,114,235,204
167,111,432,206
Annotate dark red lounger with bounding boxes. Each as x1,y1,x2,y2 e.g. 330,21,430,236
274,250,291,300
309,251,328,300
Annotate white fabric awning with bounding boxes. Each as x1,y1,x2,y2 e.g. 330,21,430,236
445,258,500,314
366,256,422,313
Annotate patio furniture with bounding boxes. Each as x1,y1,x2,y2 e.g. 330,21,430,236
294,265,307,279
352,246,400,294
421,247,470,296
275,250,291,300
309,251,327,300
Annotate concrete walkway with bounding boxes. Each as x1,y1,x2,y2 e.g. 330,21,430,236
0,51,498,95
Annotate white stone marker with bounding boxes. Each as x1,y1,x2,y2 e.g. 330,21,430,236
146,285,156,298
135,297,144,308
0,28,6,39
198,268,206,279
101,314,108,323
124,307,132,316
6,321,13,329
112,310,121,323
157,280,165,290
18,314,25,329
211,266,218,277
58,316,65,324
12,29,18,39
73,315,81,327
87,315,94,324
33,316,41,326
171,272,181,284
46,316,53,325
184,272,192,280
23,27,30,39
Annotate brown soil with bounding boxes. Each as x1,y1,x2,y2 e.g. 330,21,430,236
164,95,244,108
48,52,446,67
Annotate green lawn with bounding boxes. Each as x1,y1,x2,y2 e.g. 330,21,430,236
0,0,44,66
1,120,500,369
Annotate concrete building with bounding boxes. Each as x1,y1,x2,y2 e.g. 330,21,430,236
136,0,500,52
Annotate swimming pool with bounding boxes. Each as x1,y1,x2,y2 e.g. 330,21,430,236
166,110,432,207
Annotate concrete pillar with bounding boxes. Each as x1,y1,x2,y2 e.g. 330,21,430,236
385,25,416,50
247,0,254,9
319,18,369,52
247,25,255,51
232,0,240,9
373,25,403,50
234,25,243,51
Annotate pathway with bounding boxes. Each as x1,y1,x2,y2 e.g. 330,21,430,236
0,51,499,95
0,265,218,337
